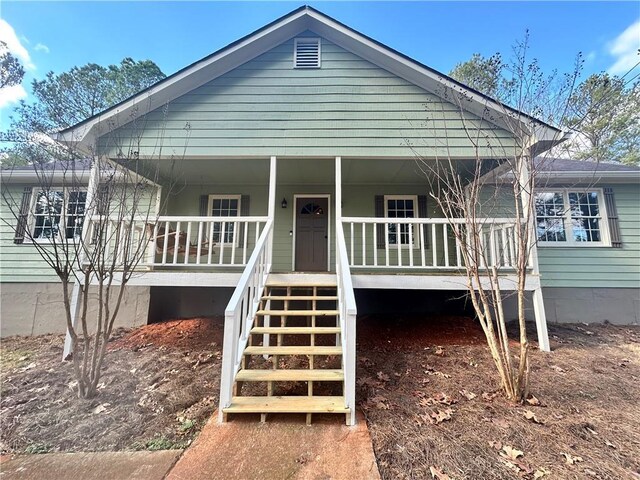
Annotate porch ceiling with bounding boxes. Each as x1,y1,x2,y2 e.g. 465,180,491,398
136,158,271,186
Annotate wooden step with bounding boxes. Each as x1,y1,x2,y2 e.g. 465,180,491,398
251,326,341,335
256,310,339,317
236,369,344,382
223,396,348,414
244,346,342,356
262,295,338,301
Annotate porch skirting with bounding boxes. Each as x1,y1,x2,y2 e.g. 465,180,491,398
0,283,150,337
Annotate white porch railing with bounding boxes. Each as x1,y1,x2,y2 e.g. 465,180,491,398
87,215,269,268
341,217,531,270
217,218,274,421
336,221,357,426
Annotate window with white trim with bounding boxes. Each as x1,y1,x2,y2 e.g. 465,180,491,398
384,195,417,246
208,195,241,244
294,37,321,68
535,189,609,246
31,188,87,241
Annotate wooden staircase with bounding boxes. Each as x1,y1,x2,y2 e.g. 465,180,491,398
222,278,350,424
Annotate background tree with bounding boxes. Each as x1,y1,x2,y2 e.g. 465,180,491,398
1,58,165,164
0,41,25,89
449,52,505,100
563,73,640,165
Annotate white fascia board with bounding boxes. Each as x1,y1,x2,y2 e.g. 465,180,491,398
492,170,640,185
0,170,90,184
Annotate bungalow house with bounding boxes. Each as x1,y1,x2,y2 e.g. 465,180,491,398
1,7,638,425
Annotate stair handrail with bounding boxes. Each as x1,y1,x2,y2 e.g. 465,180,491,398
218,217,274,421
336,221,357,426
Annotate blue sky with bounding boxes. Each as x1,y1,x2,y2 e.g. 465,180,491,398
1,1,639,127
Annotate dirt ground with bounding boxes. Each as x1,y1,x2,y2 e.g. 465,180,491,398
357,315,640,479
0,317,223,454
2,315,639,480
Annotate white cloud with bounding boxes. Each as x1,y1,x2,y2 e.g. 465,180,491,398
607,19,640,75
0,19,35,70
34,43,49,54
0,83,27,109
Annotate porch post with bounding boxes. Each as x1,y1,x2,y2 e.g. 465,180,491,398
335,156,342,223
63,156,101,360
263,156,277,350
518,153,550,352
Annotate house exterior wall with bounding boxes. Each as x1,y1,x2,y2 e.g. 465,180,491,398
0,183,158,283
0,283,150,337
98,34,517,159
537,183,640,289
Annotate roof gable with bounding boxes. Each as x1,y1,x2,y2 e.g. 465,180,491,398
59,6,564,152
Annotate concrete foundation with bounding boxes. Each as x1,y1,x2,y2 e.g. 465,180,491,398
0,282,150,337
541,287,639,325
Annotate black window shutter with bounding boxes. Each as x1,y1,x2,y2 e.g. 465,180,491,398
96,184,110,216
240,195,250,216
199,195,209,216
238,195,250,245
417,195,428,248
374,195,385,248
13,187,32,244
603,187,622,248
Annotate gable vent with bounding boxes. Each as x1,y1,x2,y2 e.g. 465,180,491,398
294,38,321,68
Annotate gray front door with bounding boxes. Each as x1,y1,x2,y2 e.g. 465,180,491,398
295,197,329,271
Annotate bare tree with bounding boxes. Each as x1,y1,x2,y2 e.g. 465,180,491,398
1,107,188,398
415,38,581,401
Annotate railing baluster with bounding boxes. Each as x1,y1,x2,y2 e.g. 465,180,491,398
455,225,462,267
501,226,508,268
231,221,238,265
443,224,449,267
372,222,378,267
173,221,181,265
361,222,366,267
242,221,249,265
161,220,169,265
350,222,354,265
489,225,497,268
397,222,402,267
384,222,389,267
208,221,214,265
219,222,226,265
196,221,203,265
419,221,426,267
431,223,437,267
184,221,192,265
408,223,414,267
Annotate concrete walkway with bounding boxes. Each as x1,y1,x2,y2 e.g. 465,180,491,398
0,412,380,480
167,411,380,480
0,450,181,480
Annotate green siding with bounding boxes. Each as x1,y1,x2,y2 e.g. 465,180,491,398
538,184,640,288
99,34,517,159
0,183,158,283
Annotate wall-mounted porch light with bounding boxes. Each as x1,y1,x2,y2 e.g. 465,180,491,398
281,198,288,209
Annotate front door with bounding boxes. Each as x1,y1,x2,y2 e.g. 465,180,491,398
295,197,329,271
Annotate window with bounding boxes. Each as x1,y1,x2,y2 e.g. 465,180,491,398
294,37,321,68
535,189,609,246
31,188,87,241
384,195,417,246
208,195,241,244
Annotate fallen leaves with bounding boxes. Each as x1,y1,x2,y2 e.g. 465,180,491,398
523,410,545,425
423,366,451,379
429,466,451,479
91,403,110,414
499,445,523,462
430,408,454,424
418,392,458,407
525,395,542,406
459,389,477,400
376,371,391,382
561,452,583,465
482,391,499,401
369,395,391,410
